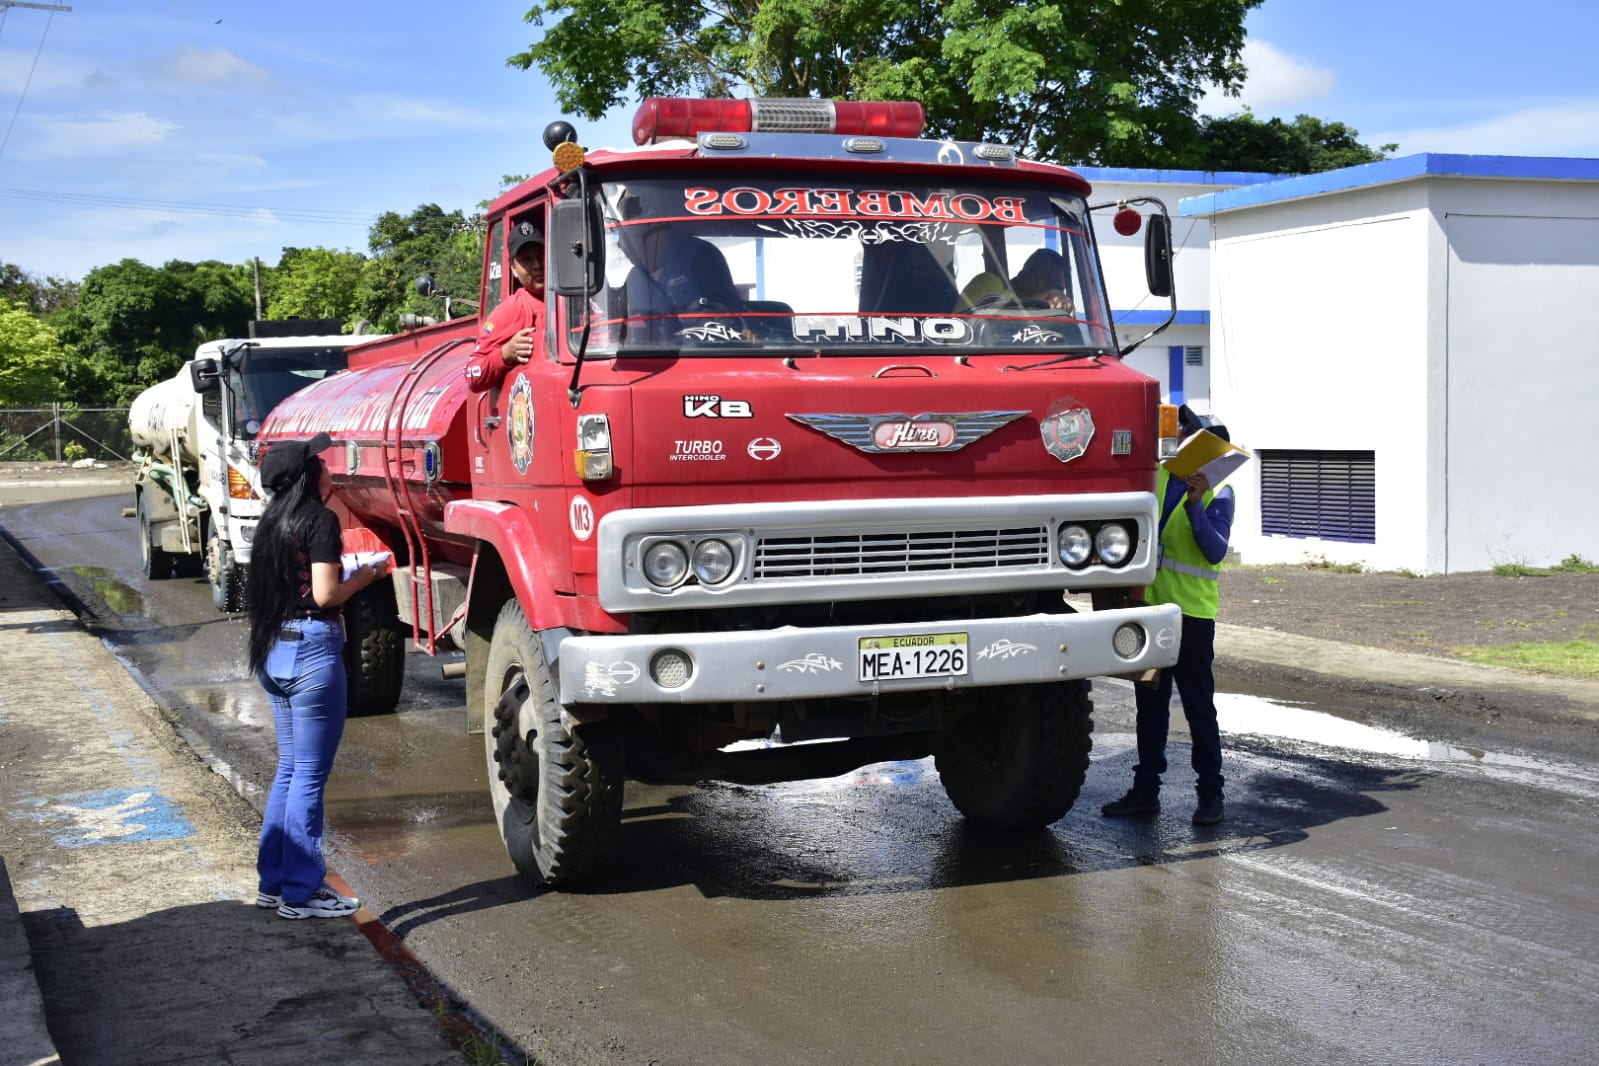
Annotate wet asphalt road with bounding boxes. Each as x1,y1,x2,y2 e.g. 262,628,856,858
4,482,1598,1065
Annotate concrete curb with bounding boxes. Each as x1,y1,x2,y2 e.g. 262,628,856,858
0,857,59,1066
1215,622,1599,723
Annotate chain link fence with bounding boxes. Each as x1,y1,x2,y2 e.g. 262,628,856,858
0,406,134,462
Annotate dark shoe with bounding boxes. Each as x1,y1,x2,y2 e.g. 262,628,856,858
1192,795,1224,826
1101,790,1160,817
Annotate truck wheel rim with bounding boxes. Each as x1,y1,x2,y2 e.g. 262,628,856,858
490,667,540,820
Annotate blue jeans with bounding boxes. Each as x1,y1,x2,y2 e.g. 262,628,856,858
1133,615,1224,799
256,618,347,904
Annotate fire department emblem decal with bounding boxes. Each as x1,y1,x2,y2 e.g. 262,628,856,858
787,411,1026,453
1040,400,1094,463
507,374,534,475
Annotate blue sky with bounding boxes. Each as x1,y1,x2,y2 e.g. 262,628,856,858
3,0,1597,282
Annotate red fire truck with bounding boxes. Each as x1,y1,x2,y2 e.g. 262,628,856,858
259,97,1185,886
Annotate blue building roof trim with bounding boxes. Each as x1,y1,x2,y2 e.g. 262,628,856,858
1070,166,1282,187
1113,310,1209,326
1178,153,1599,216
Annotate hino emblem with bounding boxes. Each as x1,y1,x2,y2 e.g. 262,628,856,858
787,411,1026,453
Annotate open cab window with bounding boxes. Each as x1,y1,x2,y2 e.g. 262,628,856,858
561,176,1114,357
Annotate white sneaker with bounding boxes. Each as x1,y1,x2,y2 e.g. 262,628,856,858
256,884,357,910
276,885,361,919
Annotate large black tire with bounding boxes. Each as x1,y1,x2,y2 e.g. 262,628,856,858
342,581,405,716
137,495,175,581
207,534,247,613
934,680,1094,830
484,600,624,887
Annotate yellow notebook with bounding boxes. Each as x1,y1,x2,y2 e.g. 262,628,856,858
1164,429,1251,486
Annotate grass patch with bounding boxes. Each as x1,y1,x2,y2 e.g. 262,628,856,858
1261,576,1284,585
1492,562,1549,577
1553,554,1599,573
1452,640,1599,679
1304,555,1365,573
1391,568,1421,578
1372,598,1424,607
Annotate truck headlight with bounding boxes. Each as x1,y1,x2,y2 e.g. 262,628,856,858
643,541,689,588
691,538,735,585
1058,524,1092,568
1095,522,1133,566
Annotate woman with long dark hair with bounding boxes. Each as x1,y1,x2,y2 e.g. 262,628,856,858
247,432,387,919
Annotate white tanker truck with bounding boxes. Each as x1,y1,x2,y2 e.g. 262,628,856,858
129,320,379,610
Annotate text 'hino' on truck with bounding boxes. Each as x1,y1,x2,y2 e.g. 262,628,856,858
128,319,381,611
257,96,1187,888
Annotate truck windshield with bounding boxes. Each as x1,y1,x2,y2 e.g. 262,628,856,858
231,346,349,436
566,176,1114,356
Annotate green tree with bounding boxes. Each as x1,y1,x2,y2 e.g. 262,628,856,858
266,246,366,323
509,0,1261,165
357,205,482,331
1183,111,1396,173
1,261,79,316
54,259,253,405
0,296,68,405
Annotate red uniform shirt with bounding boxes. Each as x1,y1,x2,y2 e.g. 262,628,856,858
465,286,545,393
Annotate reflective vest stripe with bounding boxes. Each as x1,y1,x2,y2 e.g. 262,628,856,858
1158,550,1220,581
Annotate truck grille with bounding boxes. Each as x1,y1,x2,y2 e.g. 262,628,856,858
754,526,1050,579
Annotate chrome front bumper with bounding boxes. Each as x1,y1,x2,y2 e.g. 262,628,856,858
556,603,1181,704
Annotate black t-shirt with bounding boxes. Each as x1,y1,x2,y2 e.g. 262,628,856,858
288,506,343,615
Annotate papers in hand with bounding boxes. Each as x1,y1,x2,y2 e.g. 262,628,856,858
1164,429,1251,487
340,551,392,581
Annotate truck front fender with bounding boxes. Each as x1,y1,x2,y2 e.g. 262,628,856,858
445,500,560,631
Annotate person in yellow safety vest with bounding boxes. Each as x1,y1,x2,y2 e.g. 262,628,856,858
1102,406,1236,826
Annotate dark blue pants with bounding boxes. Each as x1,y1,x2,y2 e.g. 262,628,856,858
256,618,347,905
1133,615,1224,799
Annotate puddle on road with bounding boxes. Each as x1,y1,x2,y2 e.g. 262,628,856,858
177,685,268,729
1216,690,1599,791
58,565,150,619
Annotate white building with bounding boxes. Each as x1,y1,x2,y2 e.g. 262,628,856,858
1175,154,1599,574
1074,167,1281,412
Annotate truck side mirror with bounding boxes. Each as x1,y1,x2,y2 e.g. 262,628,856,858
550,197,603,297
190,357,222,394
1144,215,1173,298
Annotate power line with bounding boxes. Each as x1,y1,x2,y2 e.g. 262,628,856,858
0,4,65,164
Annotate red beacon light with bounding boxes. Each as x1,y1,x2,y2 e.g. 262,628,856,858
632,97,925,145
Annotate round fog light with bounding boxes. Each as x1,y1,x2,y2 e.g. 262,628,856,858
650,649,693,689
1112,623,1146,659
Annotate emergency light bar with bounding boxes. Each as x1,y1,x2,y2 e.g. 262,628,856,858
632,97,926,145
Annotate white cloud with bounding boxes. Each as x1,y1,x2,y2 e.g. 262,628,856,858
22,111,179,159
0,48,92,94
149,47,273,89
1200,40,1337,117
351,94,498,129
1373,101,1599,157
196,152,268,171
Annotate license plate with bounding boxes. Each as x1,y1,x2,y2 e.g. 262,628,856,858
858,632,969,682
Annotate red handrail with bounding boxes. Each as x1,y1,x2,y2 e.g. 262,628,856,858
377,337,470,654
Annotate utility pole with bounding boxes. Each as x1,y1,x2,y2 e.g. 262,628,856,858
252,257,263,318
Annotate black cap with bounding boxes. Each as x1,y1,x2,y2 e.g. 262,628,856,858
508,219,544,257
261,432,332,493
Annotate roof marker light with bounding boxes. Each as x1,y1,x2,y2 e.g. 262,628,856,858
632,97,925,145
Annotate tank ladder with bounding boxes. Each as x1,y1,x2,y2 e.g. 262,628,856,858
378,337,470,655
